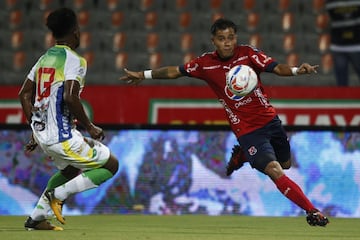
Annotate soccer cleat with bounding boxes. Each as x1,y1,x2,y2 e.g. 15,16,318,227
24,217,63,231
306,209,329,227
226,145,247,176
45,189,66,225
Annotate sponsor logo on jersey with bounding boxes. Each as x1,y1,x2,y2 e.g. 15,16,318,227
223,65,231,70
224,85,245,101
34,121,45,131
203,65,221,70
186,63,199,73
219,99,241,125
62,132,70,138
92,149,97,158
251,55,265,67
78,67,85,77
234,97,253,108
233,56,248,65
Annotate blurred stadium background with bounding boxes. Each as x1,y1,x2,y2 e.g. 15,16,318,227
0,0,360,221
1,0,359,86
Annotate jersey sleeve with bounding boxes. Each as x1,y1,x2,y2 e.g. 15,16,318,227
179,55,204,79
26,58,42,81
64,51,87,84
247,46,278,72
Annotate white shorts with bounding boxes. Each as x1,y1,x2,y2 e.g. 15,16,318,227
36,129,110,171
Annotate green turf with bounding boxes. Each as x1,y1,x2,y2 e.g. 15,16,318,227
0,215,359,240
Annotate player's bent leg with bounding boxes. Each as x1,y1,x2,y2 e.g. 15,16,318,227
264,161,330,226
47,166,80,190
257,156,330,226
279,159,291,170
41,166,81,225
27,190,52,223
101,154,119,175
45,189,65,224
42,133,118,225
27,166,80,225
44,167,115,225
61,165,81,179
45,154,118,224
263,160,285,181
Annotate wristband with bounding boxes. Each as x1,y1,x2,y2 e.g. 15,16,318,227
143,70,153,79
291,67,298,76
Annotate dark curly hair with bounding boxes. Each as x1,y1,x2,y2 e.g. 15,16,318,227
46,7,77,39
210,18,237,36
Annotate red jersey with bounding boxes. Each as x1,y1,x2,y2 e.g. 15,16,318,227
180,45,278,138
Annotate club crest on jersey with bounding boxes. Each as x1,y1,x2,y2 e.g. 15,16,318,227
78,67,86,77
186,63,199,73
224,85,245,101
248,146,257,156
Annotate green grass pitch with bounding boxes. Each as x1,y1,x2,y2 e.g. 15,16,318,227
0,215,359,240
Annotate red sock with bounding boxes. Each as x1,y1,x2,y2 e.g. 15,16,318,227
274,174,315,212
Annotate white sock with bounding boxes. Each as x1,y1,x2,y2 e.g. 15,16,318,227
54,173,98,201
30,191,51,221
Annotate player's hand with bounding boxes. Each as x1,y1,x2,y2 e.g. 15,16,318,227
87,123,105,141
297,63,319,74
119,68,144,85
24,135,38,153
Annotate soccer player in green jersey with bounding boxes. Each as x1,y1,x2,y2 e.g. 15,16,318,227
19,8,119,230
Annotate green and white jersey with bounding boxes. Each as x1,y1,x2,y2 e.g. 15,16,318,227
27,45,87,145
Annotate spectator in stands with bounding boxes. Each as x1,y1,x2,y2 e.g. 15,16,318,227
326,0,360,86
120,18,329,227
19,7,118,231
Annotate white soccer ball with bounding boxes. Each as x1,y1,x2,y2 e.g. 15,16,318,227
226,65,258,96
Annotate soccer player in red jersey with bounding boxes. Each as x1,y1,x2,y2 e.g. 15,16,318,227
120,18,329,226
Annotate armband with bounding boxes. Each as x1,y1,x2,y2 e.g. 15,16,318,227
143,70,153,79
291,67,299,76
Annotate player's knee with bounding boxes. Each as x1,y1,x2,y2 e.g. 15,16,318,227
61,165,81,179
280,160,291,169
251,152,276,174
264,161,284,181
103,154,119,175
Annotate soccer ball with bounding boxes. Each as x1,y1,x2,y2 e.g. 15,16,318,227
226,65,258,96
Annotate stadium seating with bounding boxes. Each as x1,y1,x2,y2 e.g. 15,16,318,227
96,0,131,11
0,0,351,86
163,0,196,12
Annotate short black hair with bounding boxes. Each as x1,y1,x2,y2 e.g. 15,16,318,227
46,7,77,39
210,18,237,35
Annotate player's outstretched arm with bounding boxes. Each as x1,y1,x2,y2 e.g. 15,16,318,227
273,63,319,76
119,66,183,85
19,78,36,123
64,80,104,141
